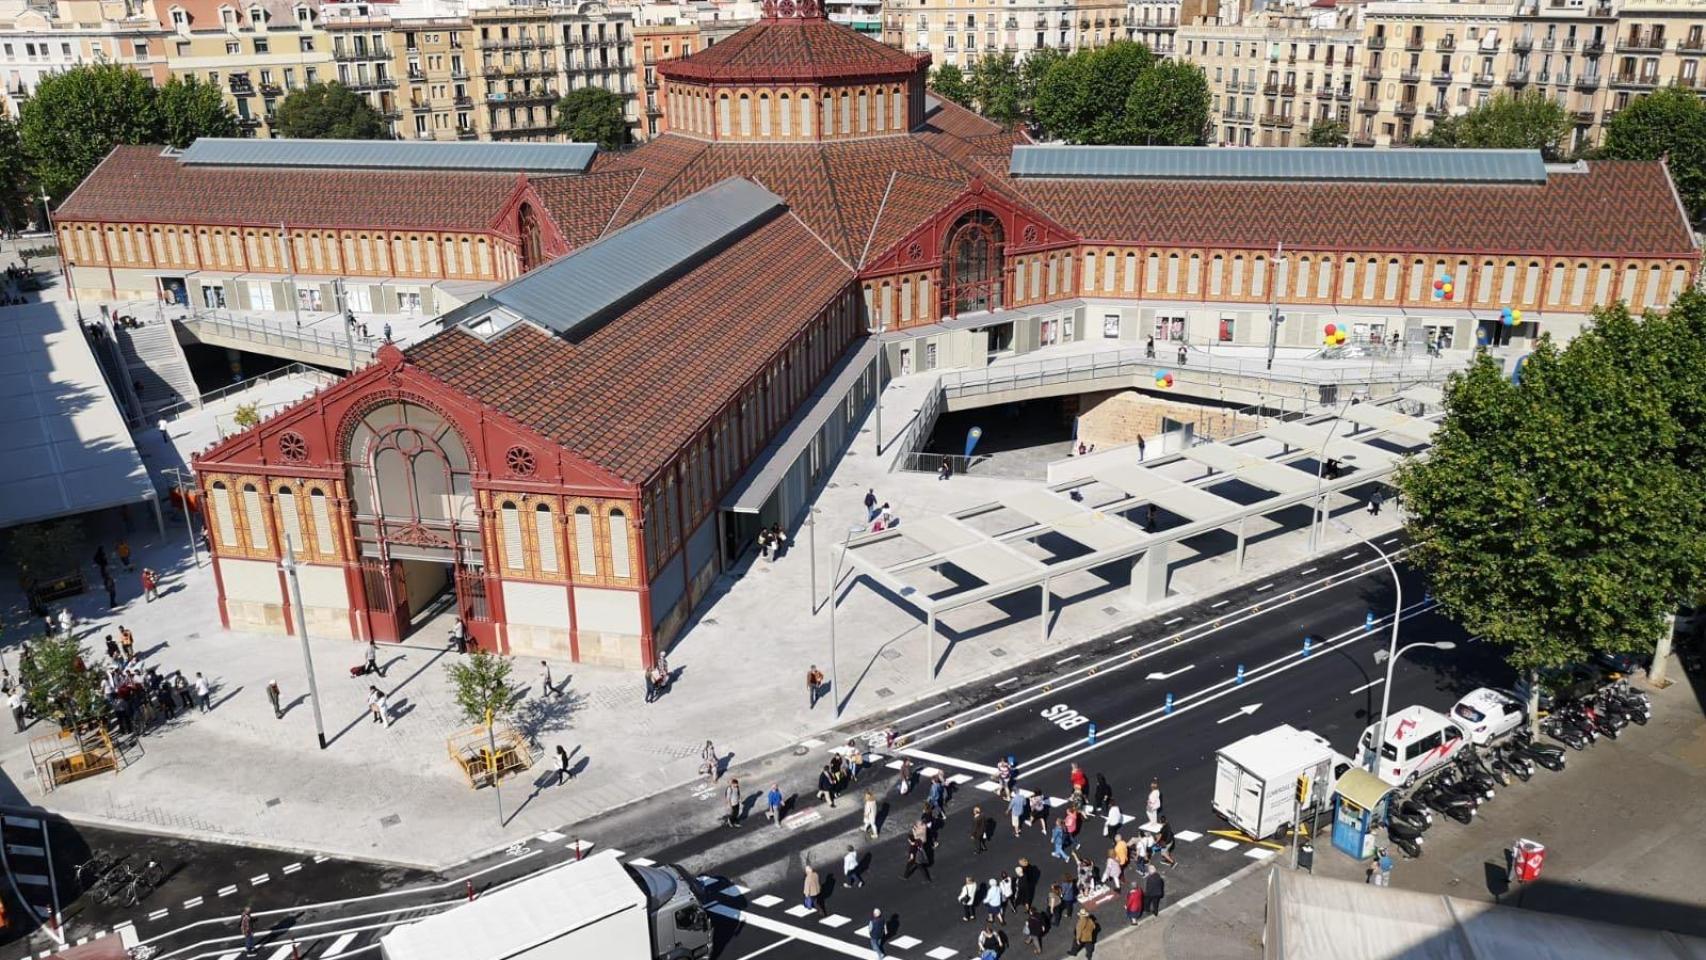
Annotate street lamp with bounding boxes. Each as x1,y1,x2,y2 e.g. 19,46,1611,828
1305,399,1355,554
40,190,82,323
868,315,889,455
278,536,329,750
161,466,201,568
808,508,866,719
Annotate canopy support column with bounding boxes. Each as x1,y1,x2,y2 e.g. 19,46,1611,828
1132,540,1170,606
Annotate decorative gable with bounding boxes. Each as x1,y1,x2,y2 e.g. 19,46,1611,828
859,176,1079,279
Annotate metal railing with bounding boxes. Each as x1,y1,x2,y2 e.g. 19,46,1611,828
154,362,343,423
177,311,378,366
884,372,947,474
895,451,991,475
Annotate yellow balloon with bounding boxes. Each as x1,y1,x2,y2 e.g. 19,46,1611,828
1512,309,1523,323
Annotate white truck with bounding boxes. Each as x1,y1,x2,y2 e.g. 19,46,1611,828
380,850,714,960
1212,724,1349,840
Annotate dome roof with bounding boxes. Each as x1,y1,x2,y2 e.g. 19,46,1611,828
657,0,927,85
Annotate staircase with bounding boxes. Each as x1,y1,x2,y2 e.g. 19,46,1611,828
115,322,199,420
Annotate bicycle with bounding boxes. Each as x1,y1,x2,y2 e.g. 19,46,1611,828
116,860,164,907
75,854,115,891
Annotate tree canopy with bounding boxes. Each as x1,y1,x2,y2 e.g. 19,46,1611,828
929,63,971,108
156,75,239,149
554,86,628,150
1029,41,1204,145
0,114,31,233
20,634,106,732
445,651,517,726
272,82,389,140
1397,294,1706,720
1602,86,1706,227
1018,46,1067,119
1414,90,1572,159
1305,118,1349,147
968,53,1022,127
20,63,164,201
1124,59,1208,146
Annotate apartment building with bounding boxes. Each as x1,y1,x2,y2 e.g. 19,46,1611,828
881,0,1127,69
1179,8,1359,146
158,0,329,137
635,22,696,139
396,17,475,140
0,0,169,117
1127,0,1213,55
1605,0,1706,127
323,12,398,127
474,7,558,140
560,1,635,136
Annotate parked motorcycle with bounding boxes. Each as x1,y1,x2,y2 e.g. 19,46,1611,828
1578,698,1624,739
1393,796,1435,827
1542,714,1591,751
1488,743,1533,782
1414,780,1476,824
1385,817,1425,859
1510,730,1568,771
1440,763,1496,803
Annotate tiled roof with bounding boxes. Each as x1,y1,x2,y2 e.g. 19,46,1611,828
861,172,969,264
656,16,923,84
911,97,1028,163
1007,160,1697,257
55,145,523,231
529,168,641,249
406,213,854,483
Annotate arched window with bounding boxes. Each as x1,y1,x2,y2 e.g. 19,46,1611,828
574,507,596,576
609,509,631,578
779,92,791,136
309,488,336,554
211,481,238,547
277,485,303,552
517,202,542,273
738,92,752,137
345,400,478,565
500,502,522,569
242,483,269,550
534,503,558,573
717,93,731,136
940,210,1004,317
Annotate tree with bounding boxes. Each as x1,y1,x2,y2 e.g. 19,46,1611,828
1019,46,1067,119
445,651,516,726
929,64,971,108
155,75,239,149
0,114,32,234
19,63,160,201
1031,50,1092,141
968,53,1022,127
1124,59,1208,146
554,86,628,150
1414,90,1572,159
1306,118,1349,147
272,82,389,140
7,520,83,582
1032,42,1159,143
1603,86,1706,226
20,634,107,732
232,402,261,429
1396,302,1706,732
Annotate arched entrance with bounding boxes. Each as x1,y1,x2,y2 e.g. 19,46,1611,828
344,400,483,642
941,210,1005,318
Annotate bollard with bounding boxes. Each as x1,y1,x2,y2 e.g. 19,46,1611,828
466,879,477,902
1303,635,1313,657
1424,589,1433,605
573,837,583,861
1164,692,1175,714
1235,664,1245,685
1365,610,1376,630
1087,723,1097,745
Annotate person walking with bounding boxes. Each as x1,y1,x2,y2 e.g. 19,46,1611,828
376,688,392,727
365,641,384,678
970,805,988,854
767,783,785,826
1092,774,1113,817
862,790,879,838
118,626,135,660
105,635,122,661
102,570,117,608
266,680,282,719
57,607,72,634
977,923,1004,959
898,757,914,796
1101,848,1123,892
1013,858,1038,908
9,690,26,732
1137,435,1146,462
189,671,210,713
366,687,382,724
901,835,932,882
957,877,978,922
1008,789,1027,838
1030,792,1049,837
806,665,825,708
1145,779,1163,824
1142,865,1165,917
142,568,160,602
540,660,557,698
240,906,257,956
1051,819,1071,861
1059,872,1078,924
557,745,574,785
93,545,109,576
1104,799,1124,838
1069,909,1100,958
1124,884,1144,925
817,764,838,807
983,875,1006,926
803,864,826,917
724,778,743,828
868,909,887,959
843,845,864,888
116,538,132,571
1369,490,1385,516
1154,816,1178,867
1047,882,1065,929
701,740,719,783
1023,904,1047,955
926,773,948,820
864,488,878,521
1068,763,1088,806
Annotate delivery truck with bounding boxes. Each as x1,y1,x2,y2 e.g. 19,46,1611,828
380,850,714,960
1212,724,1346,840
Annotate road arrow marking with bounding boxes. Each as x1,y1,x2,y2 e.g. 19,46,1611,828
1216,703,1262,724
1145,665,1196,681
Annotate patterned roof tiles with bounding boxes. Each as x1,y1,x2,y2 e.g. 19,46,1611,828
656,16,923,84
529,168,642,249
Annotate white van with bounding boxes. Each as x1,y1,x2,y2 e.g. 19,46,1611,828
1358,705,1467,787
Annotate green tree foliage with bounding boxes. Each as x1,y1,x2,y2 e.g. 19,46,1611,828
1414,90,1572,159
1031,50,1093,141
19,63,160,200
20,634,107,732
1602,86,1706,226
1306,118,1349,147
1018,46,1066,118
929,63,971,107
446,651,516,726
554,86,628,150
7,520,82,581
232,402,261,429
0,114,32,233
272,82,389,140
1397,297,1706,728
1124,59,1208,146
155,75,239,149
968,53,1022,127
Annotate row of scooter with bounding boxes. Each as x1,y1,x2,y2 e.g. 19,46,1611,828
1383,679,1652,859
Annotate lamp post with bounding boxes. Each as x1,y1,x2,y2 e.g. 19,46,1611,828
278,536,328,750
161,466,201,567
41,189,81,323
811,509,866,719
868,315,888,455
1305,400,1355,554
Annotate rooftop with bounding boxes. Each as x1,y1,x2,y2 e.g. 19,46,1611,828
176,138,599,174
1009,145,1549,183
656,0,924,84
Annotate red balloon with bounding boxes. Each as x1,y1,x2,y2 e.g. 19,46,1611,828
1323,323,1337,336
1433,280,1444,289
1444,291,1453,300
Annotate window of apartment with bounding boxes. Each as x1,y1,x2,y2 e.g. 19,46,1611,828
207,71,219,84
59,42,70,58
253,38,268,54
170,8,188,29
1,44,10,57
299,36,314,52
305,66,317,83
176,40,190,55
224,41,239,54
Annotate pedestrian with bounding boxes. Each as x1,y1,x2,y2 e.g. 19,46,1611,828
1069,908,1099,957
724,777,742,828
1154,816,1177,867
978,922,1004,958
1069,763,1088,805
192,671,211,712
1030,792,1048,836
901,835,932,882
1124,884,1144,924
540,660,557,698
93,545,109,574
365,686,381,723
927,772,948,819
958,876,979,922
984,873,1007,925
769,523,788,558
868,909,887,959
1369,490,1384,516
1142,864,1165,916
1051,819,1071,861
1047,882,1065,928
376,688,392,727
9,689,26,732
105,635,122,661
382,321,392,341
119,626,135,659
843,738,864,780
1092,774,1113,816
806,664,825,708
1009,789,1027,838
102,570,117,607
365,640,384,677
557,744,573,785
844,845,864,888
1101,849,1123,891
1063,803,1082,841
701,740,719,783
768,783,785,825
864,488,878,520
862,789,879,837
117,538,132,571
817,764,838,807
266,680,282,719
158,418,171,445
1023,904,1047,954
141,568,158,602
449,618,468,654
644,665,658,703
240,906,256,956
898,757,914,795
57,607,72,634
758,528,772,561
1137,435,1146,461
173,672,193,713
1145,779,1162,824
1104,800,1123,838
1059,872,1078,925
994,758,1014,800
938,460,952,481
1014,857,1037,908
970,805,988,853
803,864,826,917
1144,336,1155,359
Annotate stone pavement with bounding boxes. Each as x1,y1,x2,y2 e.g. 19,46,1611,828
1095,655,1706,959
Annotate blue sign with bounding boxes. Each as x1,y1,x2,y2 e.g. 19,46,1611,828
964,426,984,458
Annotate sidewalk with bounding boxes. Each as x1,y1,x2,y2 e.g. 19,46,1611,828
1096,655,1706,959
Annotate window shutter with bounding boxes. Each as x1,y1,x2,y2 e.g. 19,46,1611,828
243,485,269,550
535,505,558,573
609,510,631,579
277,487,302,552
310,489,336,554
501,503,522,570
212,484,238,547
575,509,597,577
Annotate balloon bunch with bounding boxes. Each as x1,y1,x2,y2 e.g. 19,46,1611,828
1154,369,1175,389
1501,306,1523,326
1433,275,1455,301
1323,323,1347,347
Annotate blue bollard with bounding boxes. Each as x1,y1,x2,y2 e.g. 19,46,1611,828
1424,590,1433,605
1366,610,1376,630
1303,635,1313,657
1164,692,1175,714
1087,723,1097,745
1236,664,1245,685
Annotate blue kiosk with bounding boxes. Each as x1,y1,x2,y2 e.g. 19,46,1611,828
1331,768,1393,861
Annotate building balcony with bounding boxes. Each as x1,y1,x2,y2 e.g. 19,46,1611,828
1582,39,1605,55
1436,36,1456,52
1259,113,1294,127
455,95,473,107
1262,81,1278,94
1315,86,1333,100
489,122,556,137
457,128,478,140
1425,103,1446,119
1602,107,1620,124
1336,89,1352,101
333,46,390,61
1352,132,1374,146
1395,101,1417,116
1681,36,1705,53
479,36,538,50
237,115,261,128
1539,37,1555,51
488,89,557,105
646,103,661,117
1615,36,1664,54
411,100,431,112
1471,72,1496,87
228,82,255,96
1573,108,1595,122
1610,72,1659,89
1363,66,1381,80
1430,70,1453,85
1368,35,1385,50
1575,73,1600,90
1681,75,1702,89
1357,100,1377,113
486,63,556,78
1507,69,1530,85
259,82,282,96
1513,36,1532,52
344,76,396,91
1280,84,1296,96
1399,68,1419,83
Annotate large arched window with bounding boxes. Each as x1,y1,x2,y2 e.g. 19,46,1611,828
345,401,479,565
940,210,1004,318
518,202,542,273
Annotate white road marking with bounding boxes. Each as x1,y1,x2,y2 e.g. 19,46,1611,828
1216,703,1263,724
266,943,297,960
751,894,783,908
1383,538,1400,546
281,862,302,875
732,939,794,960
1245,848,1276,860
975,781,999,792
1174,830,1204,842
1208,839,1240,852
995,677,1021,688
1341,553,1359,560
819,914,851,928
1299,568,1317,576
783,904,815,918
182,897,204,909
886,700,953,724
919,766,942,778
946,773,974,785
1144,665,1195,681
1256,583,1274,592
708,904,870,958
604,849,626,860
1349,678,1384,694
321,933,360,958
926,947,960,959
1162,616,1185,625
783,809,824,830
885,759,905,770
535,831,565,843
629,857,657,867
312,855,329,863
891,935,923,948
1056,654,1082,666
217,885,239,897
899,749,999,776
1210,600,1230,609
250,874,270,886
147,909,170,921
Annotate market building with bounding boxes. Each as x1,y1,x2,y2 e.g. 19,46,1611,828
52,0,1696,668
